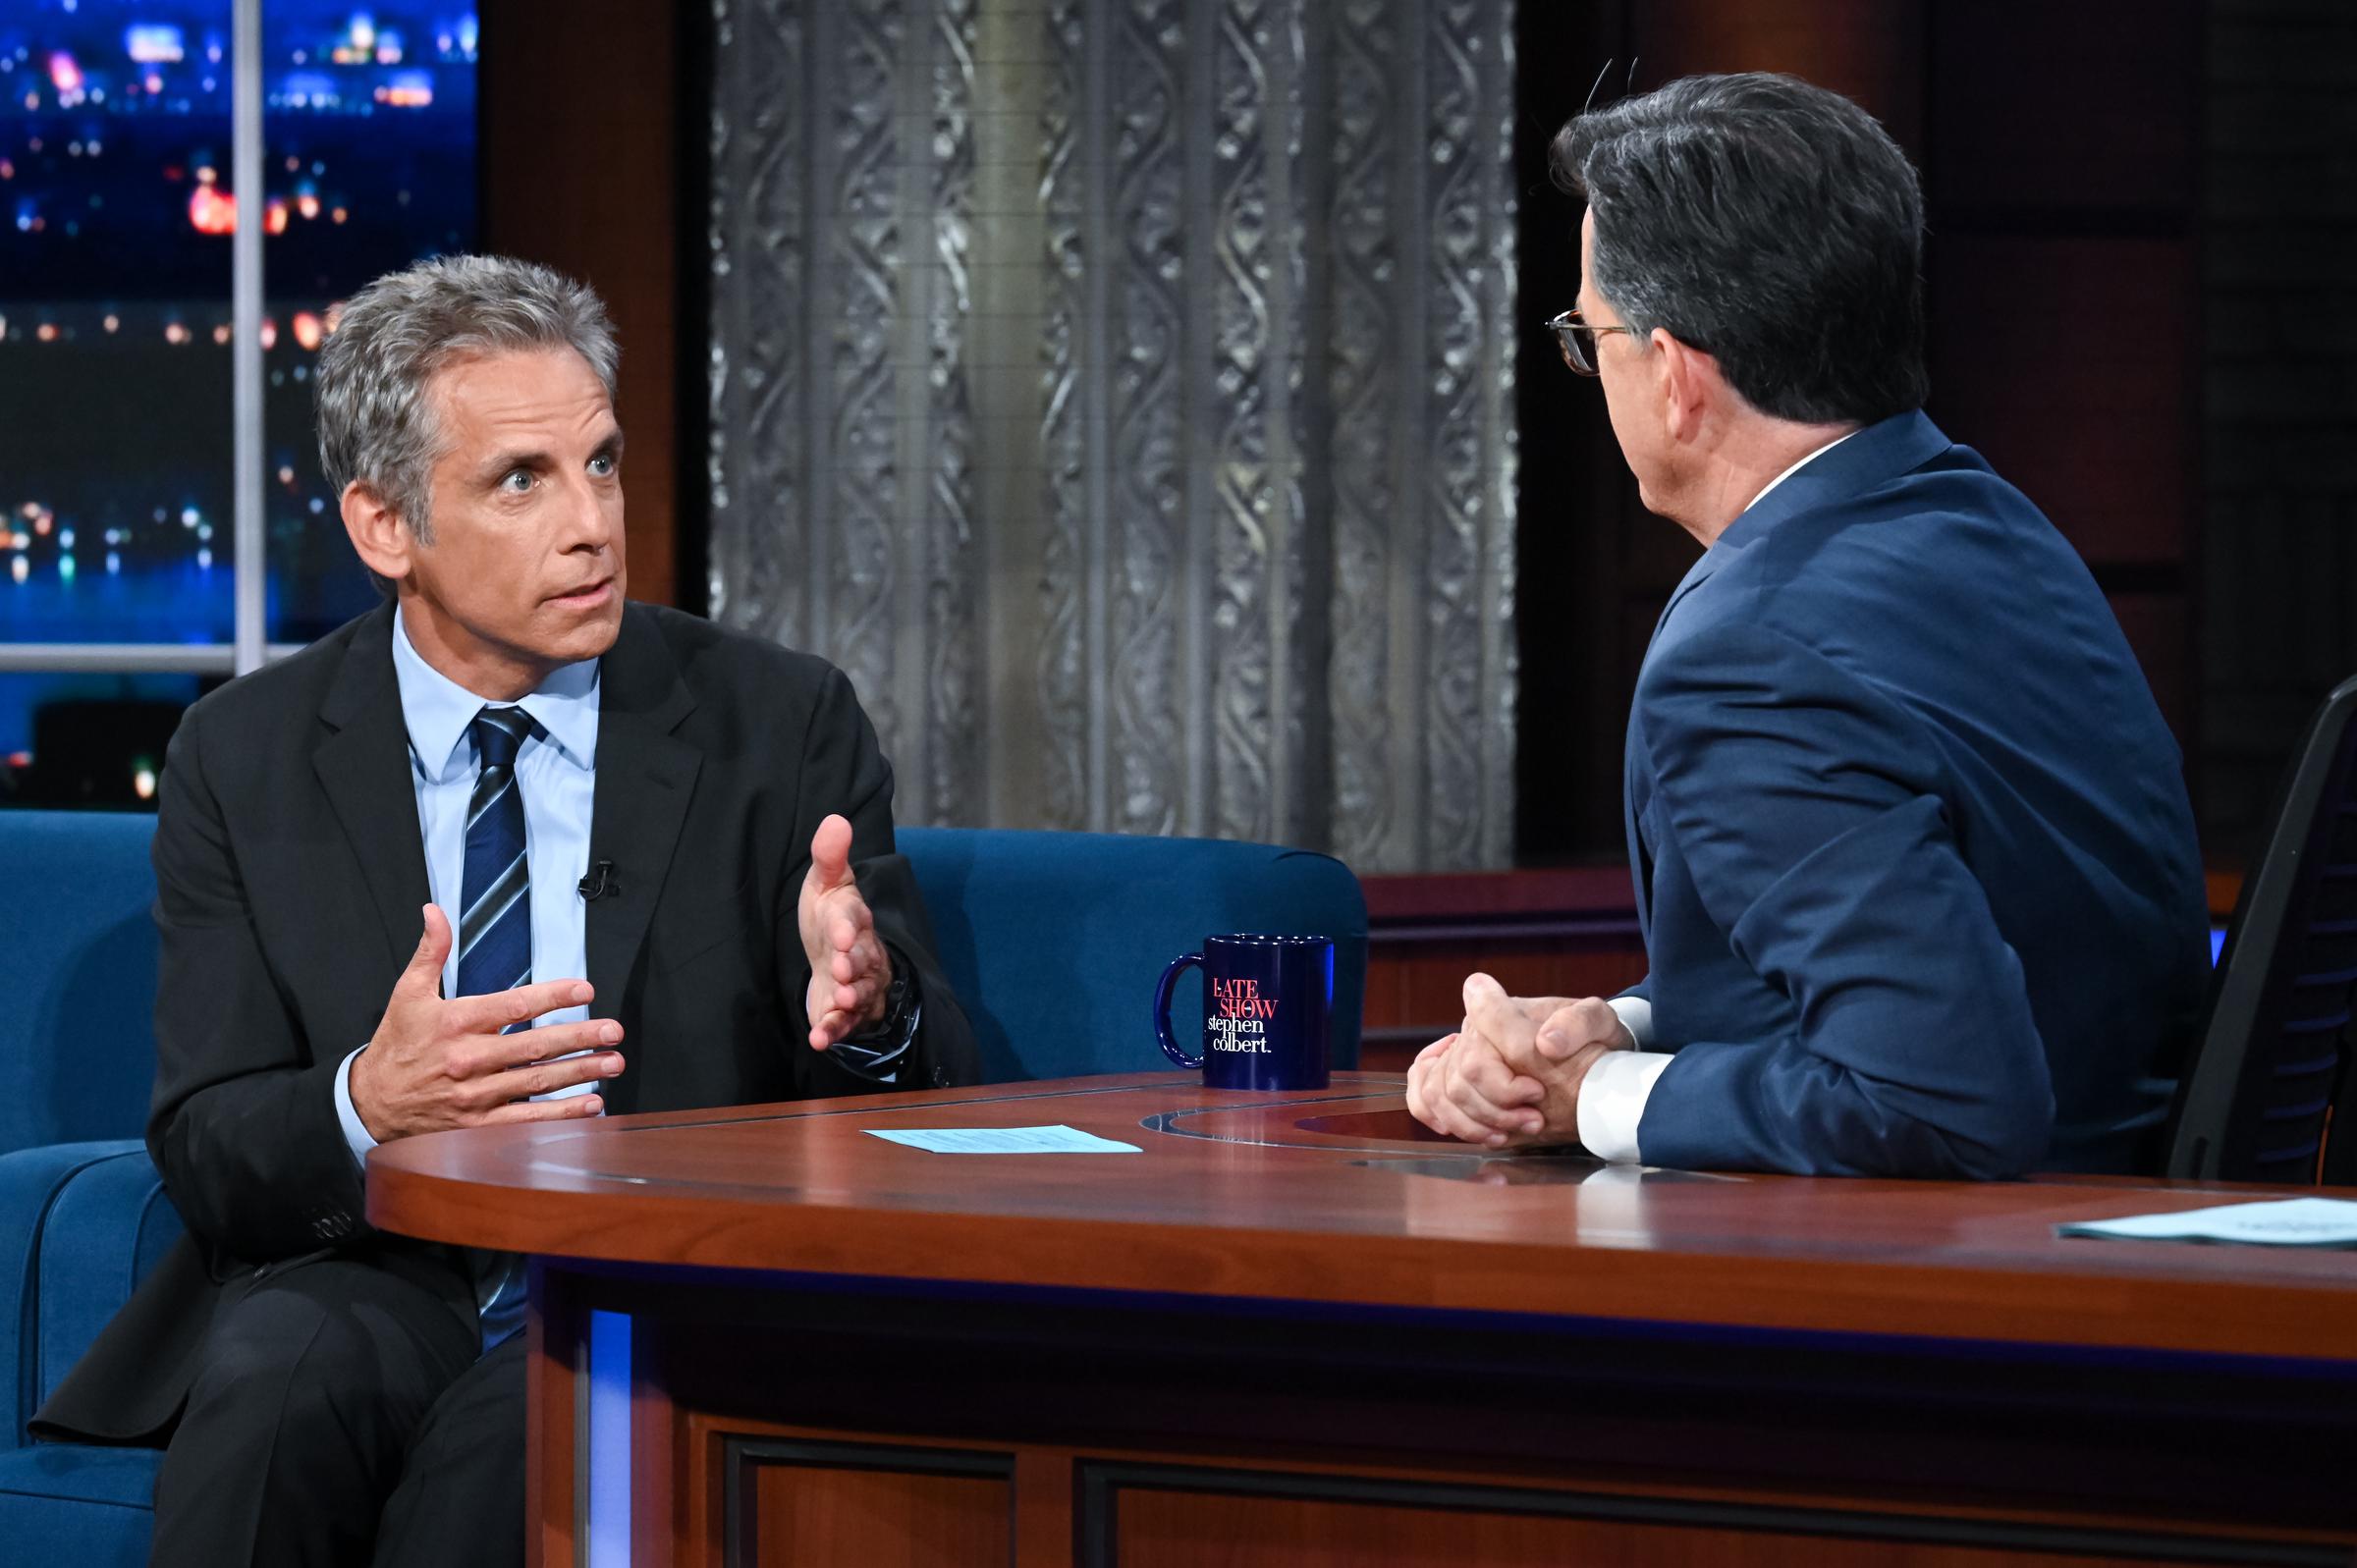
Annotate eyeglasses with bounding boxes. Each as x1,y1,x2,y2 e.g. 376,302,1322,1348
1546,308,1637,376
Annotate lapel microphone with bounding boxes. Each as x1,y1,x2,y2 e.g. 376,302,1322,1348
577,860,621,901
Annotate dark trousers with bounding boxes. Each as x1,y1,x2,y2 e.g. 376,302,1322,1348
149,1246,524,1568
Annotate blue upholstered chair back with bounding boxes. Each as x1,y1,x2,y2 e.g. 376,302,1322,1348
0,811,159,1157
0,813,1368,1139
898,828,1367,1083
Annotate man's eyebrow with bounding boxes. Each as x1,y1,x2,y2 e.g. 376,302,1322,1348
479,448,551,480
592,426,627,456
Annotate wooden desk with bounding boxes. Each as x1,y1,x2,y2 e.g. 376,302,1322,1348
368,1074,2357,1566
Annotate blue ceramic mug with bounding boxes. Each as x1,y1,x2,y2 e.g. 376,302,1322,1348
1153,934,1334,1091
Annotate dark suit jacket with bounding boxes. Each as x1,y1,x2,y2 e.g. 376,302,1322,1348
1621,410,2208,1179
36,600,979,1440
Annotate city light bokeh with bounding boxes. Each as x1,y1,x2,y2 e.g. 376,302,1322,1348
0,0,477,785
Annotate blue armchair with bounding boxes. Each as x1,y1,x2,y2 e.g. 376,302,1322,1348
0,810,176,1568
0,810,1365,1563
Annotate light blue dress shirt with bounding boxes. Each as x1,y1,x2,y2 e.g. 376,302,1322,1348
332,608,602,1163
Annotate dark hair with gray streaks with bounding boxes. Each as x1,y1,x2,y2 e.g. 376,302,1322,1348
315,254,619,548
1551,72,1927,424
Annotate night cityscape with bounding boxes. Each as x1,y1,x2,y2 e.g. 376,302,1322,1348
0,0,476,793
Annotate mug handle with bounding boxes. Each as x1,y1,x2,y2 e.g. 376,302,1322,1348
1153,952,1206,1069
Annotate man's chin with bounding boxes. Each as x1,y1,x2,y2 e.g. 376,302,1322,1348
538,598,625,662
579,607,625,659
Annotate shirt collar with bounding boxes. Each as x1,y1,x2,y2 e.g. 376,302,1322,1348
1740,428,1859,518
391,607,600,784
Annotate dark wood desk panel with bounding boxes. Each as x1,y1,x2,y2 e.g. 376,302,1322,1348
369,1075,2357,1566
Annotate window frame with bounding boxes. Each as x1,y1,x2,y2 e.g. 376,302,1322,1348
1,0,278,680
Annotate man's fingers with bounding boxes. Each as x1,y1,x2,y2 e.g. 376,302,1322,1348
446,978,595,1035
1405,1055,1437,1128
1432,1027,1545,1142
494,1053,627,1104
481,1094,606,1125
488,1017,624,1069
1454,1045,1545,1110
1512,995,1579,1026
810,980,867,1024
806,971,857,1050
1405,1034,1460,1132
1406,1053,1443,1129
832,927,888,985
833,937,876,985
1420,1072,1499,1145
1444,1056,1545,1137
1462,973,1543,1066
1536,998,1624,1061
395,904,454,998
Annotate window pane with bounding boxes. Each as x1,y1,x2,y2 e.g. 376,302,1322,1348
263,2,477,642
0,670,205,809
0,1,238,644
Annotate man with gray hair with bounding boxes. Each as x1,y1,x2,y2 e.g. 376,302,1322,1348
35,254,979,1565
1408,75,2209,1177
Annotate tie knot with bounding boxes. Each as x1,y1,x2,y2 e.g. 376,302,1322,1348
470,706,538,772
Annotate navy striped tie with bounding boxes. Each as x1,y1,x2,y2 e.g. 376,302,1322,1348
457,706,538,1014
457,705,538,1345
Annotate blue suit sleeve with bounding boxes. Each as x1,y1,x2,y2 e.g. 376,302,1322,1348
1633,622,2055,1178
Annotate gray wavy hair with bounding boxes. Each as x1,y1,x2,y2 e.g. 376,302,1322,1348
315,253,620,545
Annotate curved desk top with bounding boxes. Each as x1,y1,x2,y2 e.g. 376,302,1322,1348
367,1072,2357,1365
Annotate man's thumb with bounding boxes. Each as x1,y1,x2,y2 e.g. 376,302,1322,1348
806,813,855,892
400,904,451,993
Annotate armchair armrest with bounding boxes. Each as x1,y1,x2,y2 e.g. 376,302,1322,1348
0,1143,182,1447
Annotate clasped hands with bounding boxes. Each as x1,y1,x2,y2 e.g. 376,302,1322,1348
351,813,894,1141
1403,974,1634,1149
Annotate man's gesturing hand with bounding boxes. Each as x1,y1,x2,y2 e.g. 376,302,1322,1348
798,813,896,1050
1403,975,1633,1148
348,904,625,1142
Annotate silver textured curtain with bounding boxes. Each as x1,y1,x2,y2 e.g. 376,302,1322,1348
707,0,1517,871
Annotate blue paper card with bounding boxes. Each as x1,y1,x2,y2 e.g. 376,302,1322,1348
2056,1196,2357,1248
865,1124,1142,1155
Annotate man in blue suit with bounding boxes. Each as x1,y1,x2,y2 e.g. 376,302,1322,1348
1405,74,2209,1177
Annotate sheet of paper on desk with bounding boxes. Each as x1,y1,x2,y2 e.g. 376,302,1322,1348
2056,1196,2357,1247
865,1125,1142,1155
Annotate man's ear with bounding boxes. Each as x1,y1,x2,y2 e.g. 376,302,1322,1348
1654,330,1719,445
341,481,415,585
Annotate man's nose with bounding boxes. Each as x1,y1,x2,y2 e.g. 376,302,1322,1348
558,475,616,551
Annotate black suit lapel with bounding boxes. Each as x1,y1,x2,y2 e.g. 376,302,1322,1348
586,606,700,1111
312,604,432,973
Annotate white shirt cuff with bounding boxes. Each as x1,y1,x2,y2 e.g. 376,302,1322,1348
1606,993,1654,1048
1575,1048,1674,1163
333,1044,381,1169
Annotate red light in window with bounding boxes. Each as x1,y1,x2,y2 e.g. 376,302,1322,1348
188,185,235,235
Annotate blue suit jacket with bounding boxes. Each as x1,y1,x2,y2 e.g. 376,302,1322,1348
1623,410,2208,1178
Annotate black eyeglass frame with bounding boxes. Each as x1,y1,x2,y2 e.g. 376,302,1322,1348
1545,308,1638,376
